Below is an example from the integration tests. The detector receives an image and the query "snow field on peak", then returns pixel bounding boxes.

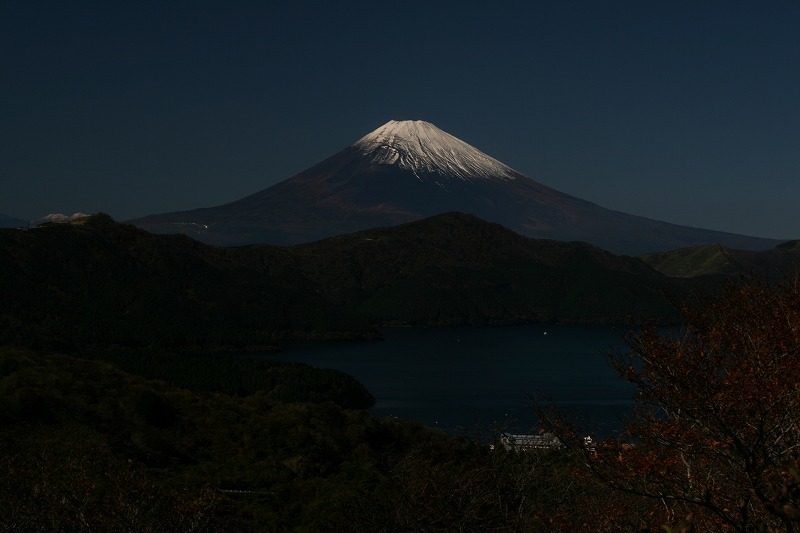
[353,120,519,181]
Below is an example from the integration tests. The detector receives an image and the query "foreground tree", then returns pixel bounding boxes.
[537,276,800,531]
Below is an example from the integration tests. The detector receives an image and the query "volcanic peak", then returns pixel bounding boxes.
[352,120,518,182]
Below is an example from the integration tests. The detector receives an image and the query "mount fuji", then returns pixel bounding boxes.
[131,120,781,255]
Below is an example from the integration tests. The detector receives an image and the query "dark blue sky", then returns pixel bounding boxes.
[3,1,799,239]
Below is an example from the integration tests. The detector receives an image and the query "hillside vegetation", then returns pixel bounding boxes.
[3,214,800,530]
[0,214,372,351]
[281,213,683,326]
[641,239,800,278]
[4,279,799,530]
[0,213,686,352]
[0,347,444,530]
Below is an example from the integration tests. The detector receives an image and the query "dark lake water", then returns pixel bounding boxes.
[265,324,637,438]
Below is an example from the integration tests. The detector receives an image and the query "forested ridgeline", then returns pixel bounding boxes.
[277,212,689,326]
[0,347,421,530]
[0,213,373,351]
[0,213,689,354]
[641,239,800,278]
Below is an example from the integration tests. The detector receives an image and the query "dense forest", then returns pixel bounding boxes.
[2,215,800,530]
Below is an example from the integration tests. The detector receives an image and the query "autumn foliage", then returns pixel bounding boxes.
[538,276,800,531]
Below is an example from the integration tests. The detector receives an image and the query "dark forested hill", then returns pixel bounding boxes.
[268,213,684,326]
[0,214,370,350]
[1,212,687,351]
[641,240,800,279]
[0,346,440,530]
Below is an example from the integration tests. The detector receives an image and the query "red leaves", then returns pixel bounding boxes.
[567,276,800,529]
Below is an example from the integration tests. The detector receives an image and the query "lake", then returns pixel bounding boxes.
[265,324,637,438]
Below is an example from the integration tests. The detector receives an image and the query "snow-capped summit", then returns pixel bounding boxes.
[131,120,782,254]
[353,120,518,181]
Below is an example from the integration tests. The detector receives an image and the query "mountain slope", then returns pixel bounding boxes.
[131,120,782,255]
